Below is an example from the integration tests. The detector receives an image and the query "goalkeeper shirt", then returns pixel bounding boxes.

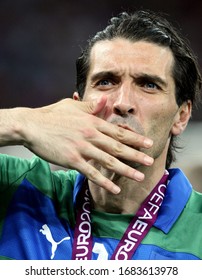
[0,155,202,260]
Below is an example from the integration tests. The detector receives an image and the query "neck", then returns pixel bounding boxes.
[88,164,166,215]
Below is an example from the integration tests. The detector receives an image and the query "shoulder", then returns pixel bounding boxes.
[187,189,202,213]
[167,167,202,213]
[168,167,202,209]
[0,154,79,196]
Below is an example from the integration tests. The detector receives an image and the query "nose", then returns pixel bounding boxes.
[112,84,135,116]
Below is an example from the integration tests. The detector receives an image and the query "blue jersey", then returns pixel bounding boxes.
[0,155,202,259]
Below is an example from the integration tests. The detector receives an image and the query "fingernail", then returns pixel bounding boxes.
[144,139,153,148]
[134,171,145,181]
[112,186,121,194]
[144,156,154,165]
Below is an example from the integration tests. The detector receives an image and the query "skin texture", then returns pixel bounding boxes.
[0,87,154,195]
[0,38,191,210]
[74,38,191,214]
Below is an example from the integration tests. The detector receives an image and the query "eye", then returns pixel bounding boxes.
[144,82,158,89]
[94,79,116,90]
[140,81,162,93]
[97,79,113,86]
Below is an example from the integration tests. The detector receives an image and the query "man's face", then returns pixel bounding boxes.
[83,38,180,166]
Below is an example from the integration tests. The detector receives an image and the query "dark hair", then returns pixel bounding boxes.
[76,10,202,168]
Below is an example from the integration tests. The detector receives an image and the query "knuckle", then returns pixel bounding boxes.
[68,151,81,164]
[113,141,123,156]
[116,127,125,140]
[104,156,116,170]
[87,168,99,181]
[74,140,88,150]
[81,127,96,139]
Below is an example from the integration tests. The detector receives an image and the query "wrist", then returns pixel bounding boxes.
[0,107,32,146]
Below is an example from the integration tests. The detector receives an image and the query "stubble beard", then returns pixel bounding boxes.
[90,115,148,182]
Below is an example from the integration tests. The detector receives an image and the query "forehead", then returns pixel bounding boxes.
[88,38,174,78]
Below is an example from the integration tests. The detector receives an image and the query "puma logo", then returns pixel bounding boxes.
[39,224,70,259]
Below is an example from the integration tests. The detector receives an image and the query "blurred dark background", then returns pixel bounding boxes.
[0,0,202,121]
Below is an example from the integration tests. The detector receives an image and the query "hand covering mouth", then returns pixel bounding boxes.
[116,123,141,151]
[117,123,135,132]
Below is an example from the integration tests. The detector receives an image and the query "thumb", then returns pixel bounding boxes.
[81,95,107,115]
[92,95,108,115]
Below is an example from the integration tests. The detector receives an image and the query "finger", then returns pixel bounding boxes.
[76,95,108,115]
[76,160,121,194]
[98,122,153,149]
[91,95,108,115]
[82,146,145,182]
[92,132,154,166]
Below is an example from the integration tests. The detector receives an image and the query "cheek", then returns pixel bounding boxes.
[148,111,176,149]
[144,116,171,159]
[82,92,98,102]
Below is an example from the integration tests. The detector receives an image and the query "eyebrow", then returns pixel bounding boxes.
[133,73,168,88]
[90,71,168,88]
[90,71,120,83]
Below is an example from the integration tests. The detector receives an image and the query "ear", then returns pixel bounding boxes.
[73,92,81,101]
[171,100,192,136]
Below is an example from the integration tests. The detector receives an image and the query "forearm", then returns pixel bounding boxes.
[0,98,154,194]
[0,107,31,146]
